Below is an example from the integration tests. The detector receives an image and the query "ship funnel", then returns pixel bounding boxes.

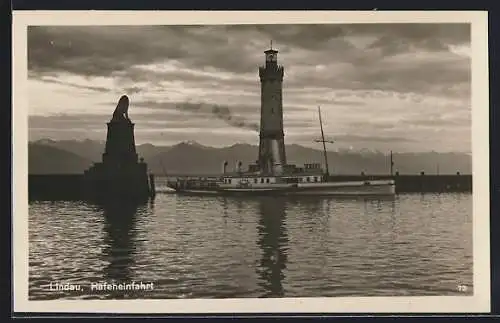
[222,161,228,174]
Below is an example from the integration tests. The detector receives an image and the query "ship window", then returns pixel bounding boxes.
[254,178,258,183]
[307,177,310,182]
[266,178,270,183]
[314,177,318,182]
[261,178,264,183]
[228,179,232,184]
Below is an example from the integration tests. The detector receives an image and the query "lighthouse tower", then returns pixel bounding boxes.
[258,45,287,175]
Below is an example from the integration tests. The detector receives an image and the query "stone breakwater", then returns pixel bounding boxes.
[28,173,472,200]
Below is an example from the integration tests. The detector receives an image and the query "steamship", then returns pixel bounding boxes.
[166,171,395,197]
[165,108,395,197]
[166,46,395,197]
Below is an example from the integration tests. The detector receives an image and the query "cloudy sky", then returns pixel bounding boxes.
[27,24,471,152]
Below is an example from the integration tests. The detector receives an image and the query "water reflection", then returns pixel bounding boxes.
[221,197,229,224]
[362,197,397,215]
[235,198,244,214]
[28,193,473,299]
[99,201,141,297]
[289,197,323,214]
[255,196,289,297]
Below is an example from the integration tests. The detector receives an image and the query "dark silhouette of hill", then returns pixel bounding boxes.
[136,142,172,162]
[32,138,106,162]
[148,142,471,175]
[30,138,171,165]
[28,139,472,175]
[29,142,93,174]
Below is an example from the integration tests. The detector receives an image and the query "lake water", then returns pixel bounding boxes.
[28,192,473,300]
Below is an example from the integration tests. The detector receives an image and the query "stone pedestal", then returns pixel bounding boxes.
[83,116,153,202]
[102,120,138,166]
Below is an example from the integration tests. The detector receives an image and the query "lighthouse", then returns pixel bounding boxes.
[257,45,287,175]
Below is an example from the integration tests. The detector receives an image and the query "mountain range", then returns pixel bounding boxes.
[28,139,472,175]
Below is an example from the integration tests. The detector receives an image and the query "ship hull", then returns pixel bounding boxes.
[168,180,395,197]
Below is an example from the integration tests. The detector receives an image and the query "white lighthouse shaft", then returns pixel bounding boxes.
[258,46,287,175]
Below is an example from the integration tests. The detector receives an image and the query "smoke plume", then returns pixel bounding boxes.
[176,102,259,132]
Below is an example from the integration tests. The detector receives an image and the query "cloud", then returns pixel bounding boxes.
[27,23,472,153]
[28,24,470,91]
[405,111,471,128]
[37,76,111,93]
[28,24,471,100]
[333,134,415,143]
[28,25,260,77]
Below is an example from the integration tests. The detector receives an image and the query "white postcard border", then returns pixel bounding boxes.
[12,10,491,313]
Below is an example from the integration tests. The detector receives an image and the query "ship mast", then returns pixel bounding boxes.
[315,106,333,178]
[390,150,394,176]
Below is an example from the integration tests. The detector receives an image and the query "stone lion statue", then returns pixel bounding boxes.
[112,95,130,121]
